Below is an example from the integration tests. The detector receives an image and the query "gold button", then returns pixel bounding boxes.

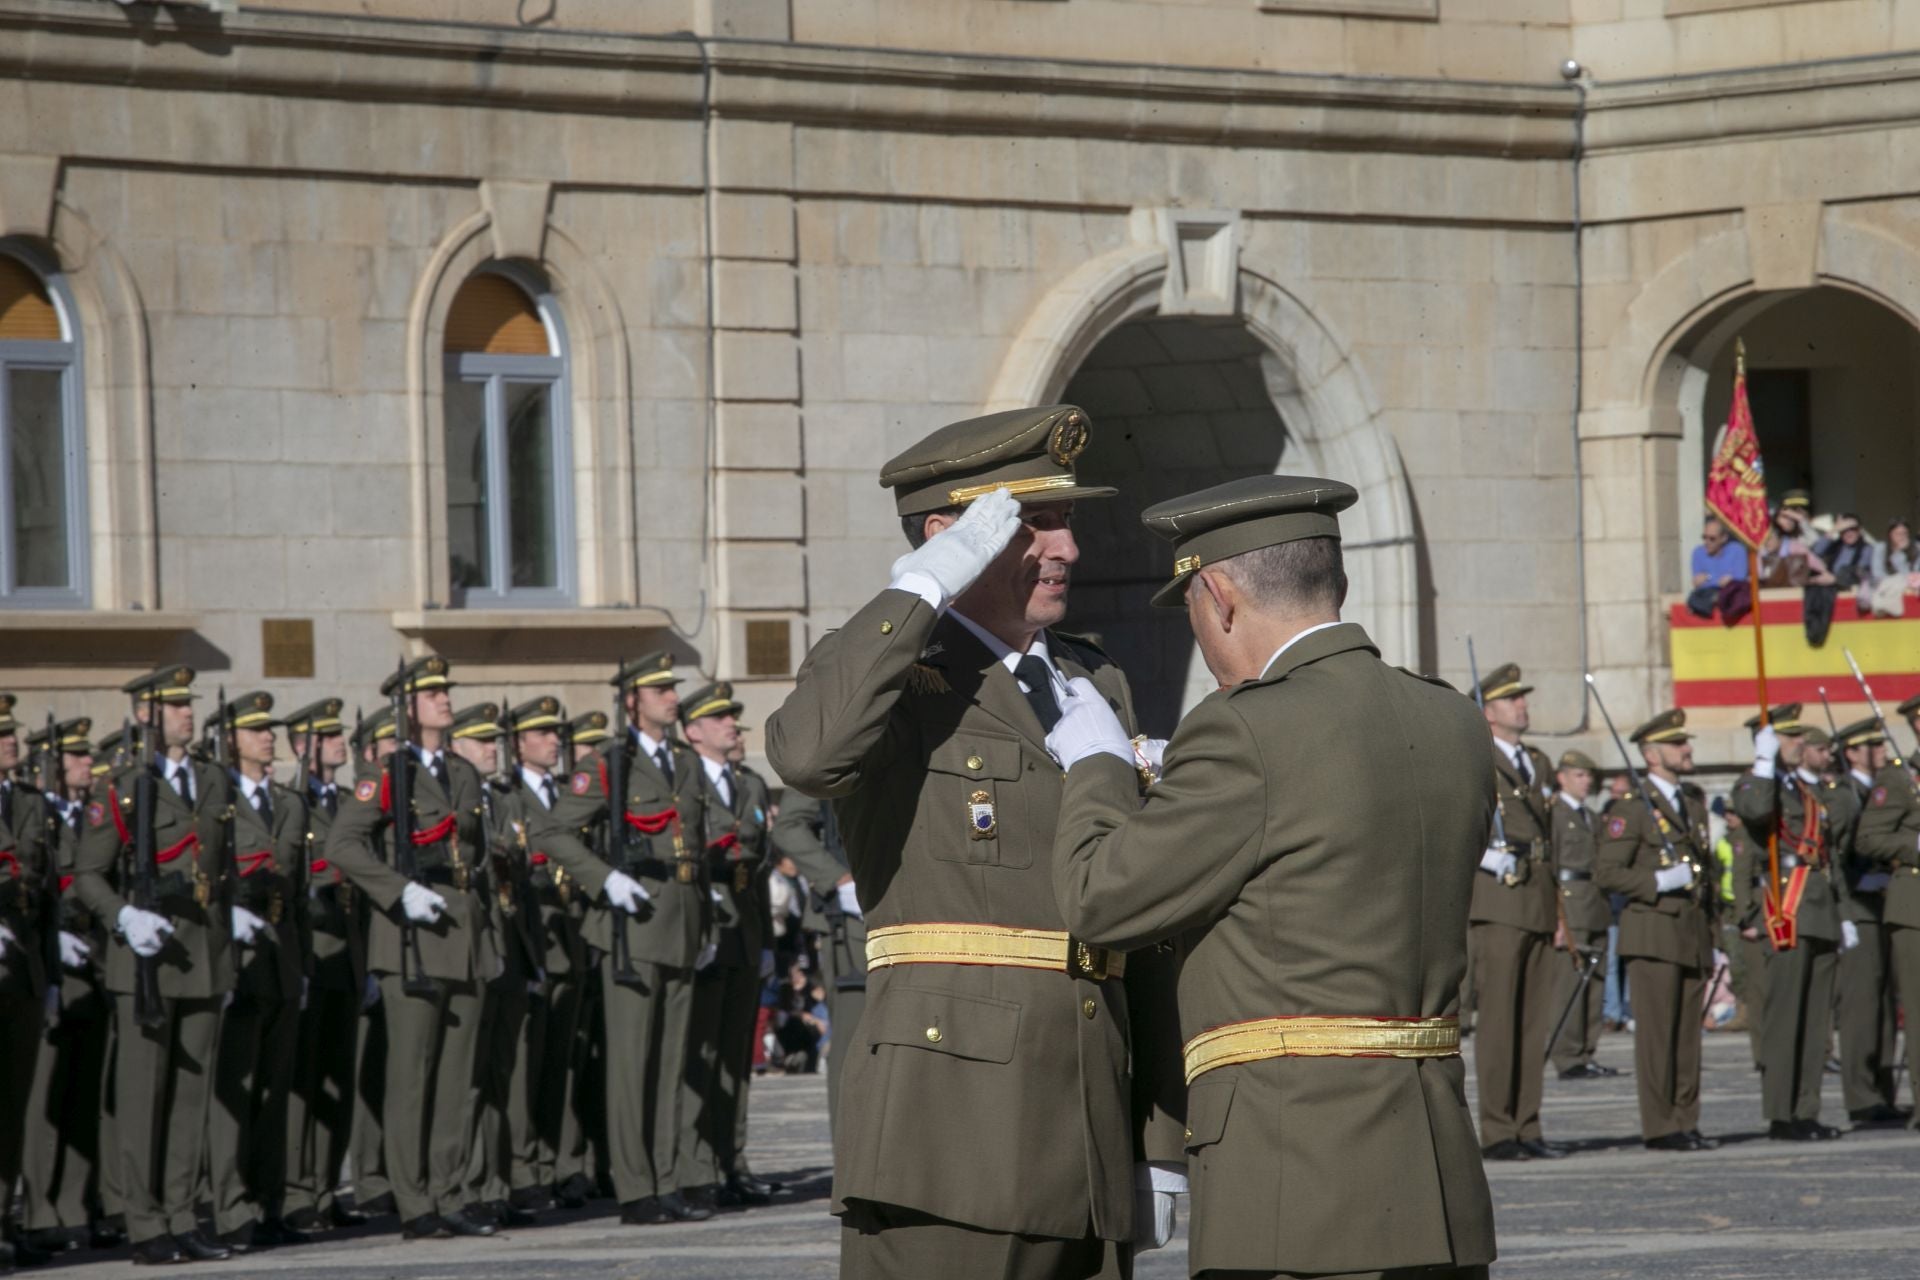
[966,755,984,771]
[880,621,894,634]
[1082,998,1097,1020]
[1183,1127,1193,1141]
[925,1026,942,1044]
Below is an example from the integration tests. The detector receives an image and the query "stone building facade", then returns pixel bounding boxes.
[2,0,1917,768]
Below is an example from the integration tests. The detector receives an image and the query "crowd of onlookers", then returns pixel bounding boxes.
[1691,490,1919,639]
[754,857,833,1076]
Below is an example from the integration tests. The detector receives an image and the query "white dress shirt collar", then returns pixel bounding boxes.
[521,765,555,807]
[633,726,668,761]
[1557,789,1587,814]
[1648,772,1681,808]
[950,612,1067,697]
[238,772,272,805]
[700,753,733,805]
[1852,768,1877,789]
[1260,620,1346,680]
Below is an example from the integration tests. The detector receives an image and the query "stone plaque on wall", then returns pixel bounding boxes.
[262,618,315,679]
[745,619,791,677]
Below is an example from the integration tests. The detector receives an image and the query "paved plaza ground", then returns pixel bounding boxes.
[34,1029,1920,1279]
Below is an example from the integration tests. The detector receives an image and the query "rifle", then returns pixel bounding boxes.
[389,659,435,998]
[1816,686,1839,737]
[608,664,645,989]
[1842,648,1910,770]
[818,799,865,994]
[1582,675,1698,880]
[39,713,62,1026]
[212,685,240,971]
[1465,637,1519,887]
[295,707,318,904]
[127,707,165,1030]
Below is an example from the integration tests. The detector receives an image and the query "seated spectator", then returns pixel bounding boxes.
[1689,515,1752,618]
[1762,494,1832,587]
[1868,518,1920,616]
[1816,513,1875,595]
[770,964,828,1074]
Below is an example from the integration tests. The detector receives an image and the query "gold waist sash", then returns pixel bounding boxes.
[1183,1015,1460,1085]
[865,923,1126,980]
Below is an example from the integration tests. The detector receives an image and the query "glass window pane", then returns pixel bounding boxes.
[443,378,491,593]
[504,380,556,590]
[9,368,68,590]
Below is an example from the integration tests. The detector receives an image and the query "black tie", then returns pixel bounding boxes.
[428,753,449,792]
[654,745,674,785]
[254,786,273,827]
[541,776,557,809]
[172,766,193,804]
[321,784,338,818]
[1514,750,1532,788]
[1013,655,1062,732]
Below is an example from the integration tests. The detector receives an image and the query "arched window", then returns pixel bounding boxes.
[0,247,86,606]
[442,267,573,606]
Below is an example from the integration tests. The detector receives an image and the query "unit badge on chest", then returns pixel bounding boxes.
[355,779,377,803]
[967,790,997,841]
[1607,817,1627,838]
[86,802,105,828]
[572,772,591,796]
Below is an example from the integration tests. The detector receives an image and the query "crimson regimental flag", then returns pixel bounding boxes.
[1706,366,1771,549]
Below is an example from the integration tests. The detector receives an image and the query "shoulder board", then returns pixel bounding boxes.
[1680,782,1705,799]
[1051,630,1111,667]
[1401,667,1459,693]
[906,663,952,695]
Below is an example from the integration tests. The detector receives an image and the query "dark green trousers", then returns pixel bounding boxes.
[841,1201,1130,1280]
[602,962,693,1203]
[1,985,46,1233]
[1836,917,1898,1114]
[465,973,527,1208]
[527,975,583,1193]
[1742,934,1772,1068]
[22,989,118,1230]
[377,976,482,1221]
[115,995,220,1243]
[1468,922,1554,1145]
[1889,925,1920,1127]
[284,986,359,1217]
[351,992,390,1205]
[209,989,298,1232]
[680,961,760,1189]
[1547,928,1606,1073]
[1625,957,1703,1141]
[1760,938,1836,1124]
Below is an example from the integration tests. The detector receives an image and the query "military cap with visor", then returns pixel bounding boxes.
[1631,707,1694,745]
[569,710,610,745]
[381,655,454,698]
[1835,717,1885,748]
[1557,749,1600,773]
[122,666,197,705]
[1800,726,1832,748]
[1744,703,1805,734]
[351,706,397,751]
[681,681,743,725]
[1898,692,1920,719]
[1140,474,1358,608]
[507,696,565,732]
[92,727,126,774]
[28,716,93,756]
[451,702,505,741]
[211,690,280,732]
[880,404,1115,517]
[1477,663,1533,703]
[0,692,16,733]
[611,652,680,691]
[1781,489,1812,511]
[283,697,346,736]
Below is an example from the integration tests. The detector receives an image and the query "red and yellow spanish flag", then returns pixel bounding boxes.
[1705,365,1771,549]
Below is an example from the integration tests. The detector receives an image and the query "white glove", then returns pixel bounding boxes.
[696,942,719,971]
[1841,920,1860,952]
[1655,863,1695,894]
[603,870,650,914]
[1047,677,1134,770]
[1752,725,1779,778]
[1479,847,1518,879]
[1134,737,1167,782]
[760,948,776,981]
[58,930,91,969]
[835,881,863,919]
[0,923,13,962]
[117,906,174,958]
[888,487,1023,607]
[401,882,448,924]
[231,905,268,946]
[1132,1163,1186,1251]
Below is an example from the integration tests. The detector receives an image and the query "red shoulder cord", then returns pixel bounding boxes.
[375,772,459,845]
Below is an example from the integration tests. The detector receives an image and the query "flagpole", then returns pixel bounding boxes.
[1736,337,1783,918]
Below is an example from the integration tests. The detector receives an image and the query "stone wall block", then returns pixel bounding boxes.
[717,471,804,540]
[718,402,803,469]
[715,259,799,331]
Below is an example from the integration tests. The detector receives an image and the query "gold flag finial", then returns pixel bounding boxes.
[1735,336,1746,377]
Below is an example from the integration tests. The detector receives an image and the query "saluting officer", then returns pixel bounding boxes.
[280,698,374,1233]
[1728,704,1801,1071]
[768,406,1183,1278]
[325,657,501,1241]
[770,791,866,1130]
[1470,664,1565,1161]
[1832,718,1906,1127]
[1043,474,1497,1279]
[1735,716,1844,1141]
[527,654,713,1227]
[1595,708,1717,1151]
[74,666,238,1264]
[1547,750,1616,1081]
[206,691,312,1248]
[0,692,55,1272]
[678,682,780,1210]
[1853,693,1920,1131]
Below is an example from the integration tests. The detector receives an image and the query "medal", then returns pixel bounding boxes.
[968,791,997,841]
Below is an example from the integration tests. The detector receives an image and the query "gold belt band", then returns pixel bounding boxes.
[865,923,1126,980]
[1183,1015,1460,1084]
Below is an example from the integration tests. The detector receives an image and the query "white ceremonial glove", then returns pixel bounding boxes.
[1134,737,1168,782]
[117,906,175,958]
[0,923,13,962]
[1655,863,1696,894]
[362,973,382,1011]
[696,941,719,971]
[760,948,776,981]
[888,487,1023,608]
[1047,677,1134,770]
[1132,1163,1186,1252]
[603,870,650,914]
[231,905,268,946]
[1752,725,1779,778]
[401,881,448,924]
[836,880,863,919]
[1479,847,1518,879]
[1841,920,1860,952]
[58,930,91,969]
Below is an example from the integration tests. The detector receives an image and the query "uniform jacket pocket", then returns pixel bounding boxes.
[867,986,1022,1064]
[924,732,1027,868]
[1184,1076,1235,1152]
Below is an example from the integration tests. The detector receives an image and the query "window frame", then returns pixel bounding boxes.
[0,243,89,609]
[439,265,575,609]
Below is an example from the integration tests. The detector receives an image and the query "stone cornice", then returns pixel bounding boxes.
[0,0,1576,158]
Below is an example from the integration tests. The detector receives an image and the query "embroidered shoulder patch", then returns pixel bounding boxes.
[1872,786,1889,806]
[86,802,105,828]
[1607,816,1627,838]
[571,772,591,795]
[355,779,378,803]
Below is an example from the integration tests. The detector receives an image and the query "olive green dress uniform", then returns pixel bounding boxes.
[346,708,395,1215]
[73,667,238,1248]
[768,406,1184,1279]
[1831,720,1901,1119]
[282,699,366,1227]
[525,654,711,1213]
[1852,722,1920,1130]
[525,708,593,1200]
[323,658,501,1227]
[551,710,609,1202]
[1593,710,1715,1145]
[1547,753,1610,1076]
[1732,727,1843,1130]
[21,719,123,1238]
[679,683,773,1196]
[1727,812,1771,1068]
[0,694,53,1251]
[770,790,867,1131]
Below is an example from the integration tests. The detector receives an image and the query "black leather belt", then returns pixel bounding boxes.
[419,866,462,887]
[623,857,699,884]
[1558,869,1593,883]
